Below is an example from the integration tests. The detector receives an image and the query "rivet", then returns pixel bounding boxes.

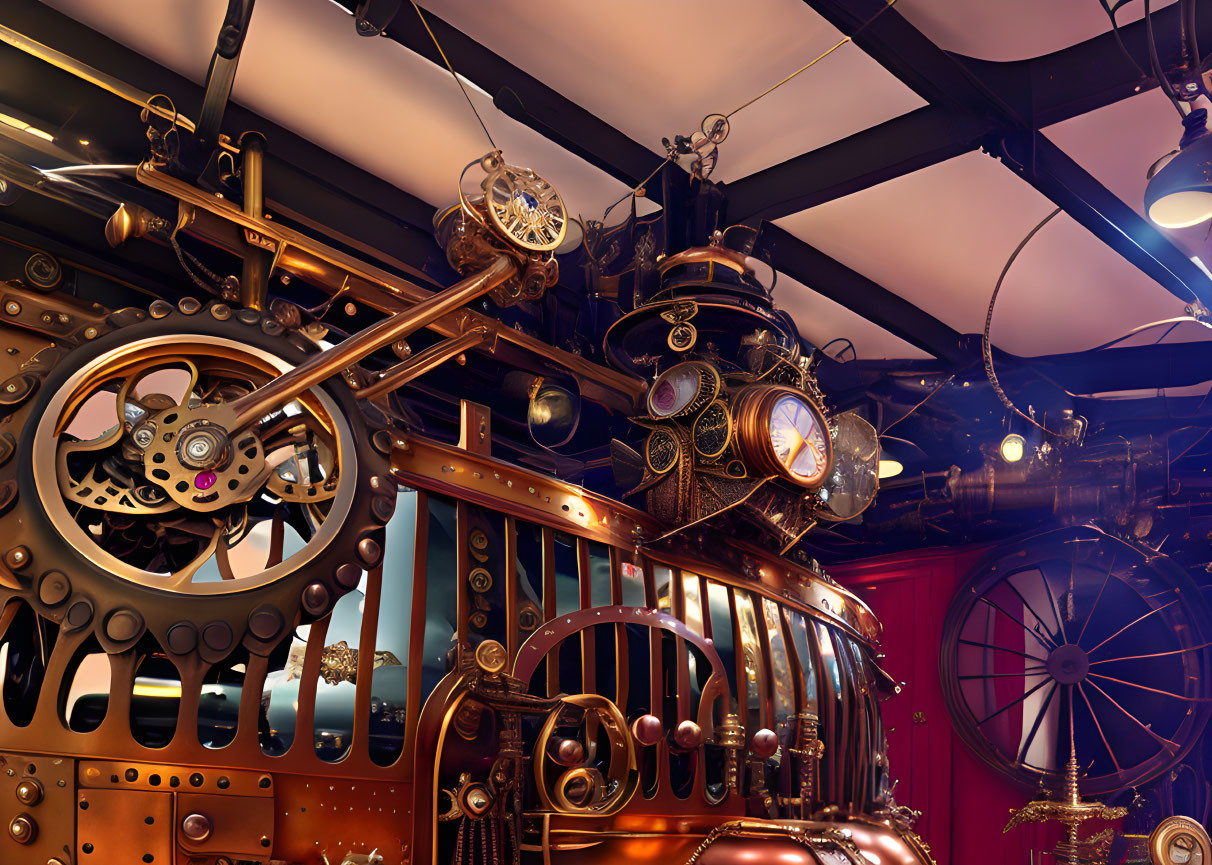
[5,546,29,569]
[181,812,212,842]
[202,621,233,652]
[3,301,19,315]
[14,778,42,805]
[210,304,231,321]
[178,297,201,314]
[65,600,93,629]
[371,429,393,454]
[166,622,198,654]
[261,319,283,336]
[248,605,283,641]
[83,327,98,339]
[302,583,329,615]
[371,495,395,523]
[357,537,381,568]
[334,563,361,589]
[8,814,35,844]
[148,300,172,319]
[105,609,143,642]
[236,309,260,325]
[37,571,70,606]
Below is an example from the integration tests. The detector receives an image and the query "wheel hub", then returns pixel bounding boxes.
[1045,643,1090,684]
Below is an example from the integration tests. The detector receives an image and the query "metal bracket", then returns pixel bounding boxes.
[354,0,403,36]
[196,0,257,151]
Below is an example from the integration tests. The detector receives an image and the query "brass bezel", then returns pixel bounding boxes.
[733,384,832,488]
[1150,816,1211,865]
[644,427,681,474]
[692,399,733,460]
[646,361,721,420]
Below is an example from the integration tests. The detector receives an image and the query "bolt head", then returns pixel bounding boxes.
[631,714,663,746]
[181,812,212,842]
[8,814,34,844]
[14,778,42,805]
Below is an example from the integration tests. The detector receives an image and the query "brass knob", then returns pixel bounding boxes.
[551,738,585,766]
[474,640,507,675]
[181,812,213,842]
[14,778,42,806]
[9,813,35,844]
[630,714,663,746]
[751,728,779,759]
[673,720,704,750]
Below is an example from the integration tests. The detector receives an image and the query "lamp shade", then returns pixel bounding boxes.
[1145,108,1212,229]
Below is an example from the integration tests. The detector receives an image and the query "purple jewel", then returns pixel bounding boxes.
[194,471,217,490]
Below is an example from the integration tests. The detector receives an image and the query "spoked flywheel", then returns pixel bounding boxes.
[0,300,392,659]
[941,526,1212,796]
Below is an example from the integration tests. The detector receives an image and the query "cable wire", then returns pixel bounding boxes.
[408,0,497,150]
[1144,0,1189,118]
[982,207,1064,436]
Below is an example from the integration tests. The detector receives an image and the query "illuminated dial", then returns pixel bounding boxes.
[645,428,680,474]
[768,393,829,485]
[692,400,731,459]
[646,362,719,419]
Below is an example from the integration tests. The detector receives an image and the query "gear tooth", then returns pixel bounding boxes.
[178,297,202,315]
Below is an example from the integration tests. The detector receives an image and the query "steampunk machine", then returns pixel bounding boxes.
[0,5,924,865]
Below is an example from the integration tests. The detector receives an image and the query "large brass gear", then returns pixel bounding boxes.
[0,295,393,661]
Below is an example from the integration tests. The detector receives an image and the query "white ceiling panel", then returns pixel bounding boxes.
[775,274,930,360]
[899,0,1177,62]
[775,150,1210,357]
[422,0,926,183]
[42,0,638,221]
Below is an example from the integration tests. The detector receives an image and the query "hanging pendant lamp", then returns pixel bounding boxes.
[1145,108,1212,228]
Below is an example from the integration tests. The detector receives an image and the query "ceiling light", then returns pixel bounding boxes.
[877,459,902,479]
[1000,433,1026,463]
[0,111,54,142]
[78,138,90,146]
[1145,108,1212,228]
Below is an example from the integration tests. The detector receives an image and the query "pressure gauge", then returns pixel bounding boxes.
[733,385,832,487]
[645,427,681,474]
[1151,817,1211,865]
[646,361,720,419]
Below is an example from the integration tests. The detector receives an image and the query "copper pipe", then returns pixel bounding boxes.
[228,255,515,429]
[239,132,268,311]
[357,329,490,400]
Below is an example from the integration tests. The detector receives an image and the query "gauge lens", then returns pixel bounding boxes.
[648,364,704,418]
[819,412,878,520]
[645,428,680,474]
[768,394,829,484]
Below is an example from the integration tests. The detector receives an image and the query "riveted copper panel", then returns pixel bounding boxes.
[175,793,273,860]
[77,787,173,864]
[0,752,75,864]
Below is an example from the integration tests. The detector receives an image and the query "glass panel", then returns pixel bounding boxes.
[734,591,763,731]
[587,541,613,607]
[515,520,545,641]
[619,562,646,607]
[262,635,303,756]
[369,488,417,766]
[553,532,580,615]
[64,638,108,733]
[786,610,819,712]
[199,650,244,749]
[422,496,459,699]
[705,582,738,697]
[314,584,362,761]
[682,574,705,637]
[762,598,795,726]
[654,566,673,614]
[131,650,179,748]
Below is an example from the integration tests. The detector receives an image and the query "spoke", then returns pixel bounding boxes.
[1076,553,1116,647]
[959,669,1048,680]
[976,677,1051,726]
[1084,599,1180,657]
[1039,563,1069,646]
[1085,679,1182,752]
[957,638,1048,662]
[266,508,286,569]
[1089,640,1212,665]
[1077,682,1122,777]
[1088,673,1212,703]
[977,596,1058,653]
[1017,682,1058,764]
[1005,576,1062,647]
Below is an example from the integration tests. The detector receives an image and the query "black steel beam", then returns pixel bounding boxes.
[753,222,968,364]
[331,1,666,191]
[725,105,994,223]
[800,0,1212,308]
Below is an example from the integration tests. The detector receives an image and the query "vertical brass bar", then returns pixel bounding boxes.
[542,527,557,698]
[456,501,470,661]
[578,538,595,698]
[644,556,662,721]
[401,491,430,774]
[610,546,628,713]
[234,652,269,757]
[672,568,690,725]
[293,615,331,756]
[505,515,519,663]
[729,589,748,733]
[352,563,384,765]
[239,131,268,311]
[753,601,775,733]
[173,661,208,753]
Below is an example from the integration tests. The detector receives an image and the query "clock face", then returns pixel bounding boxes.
[646,362,718,419]
[768,393,829,485]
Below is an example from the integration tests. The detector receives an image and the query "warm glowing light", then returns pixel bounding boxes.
[1000,433,1026,463]
[78,138,91,146]
[132,682,183,698]
[877,459,902,479]
[0,112,54,141]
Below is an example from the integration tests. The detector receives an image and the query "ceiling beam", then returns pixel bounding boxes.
[725,105,994,223]
[800,0,1212,308]
[753,223,968,364]
[331,1,666,191]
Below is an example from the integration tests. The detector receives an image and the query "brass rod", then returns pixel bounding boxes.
[228,255,515,429]
[357,329,489,400]
[0,23,199,134]
[239,132,268,311]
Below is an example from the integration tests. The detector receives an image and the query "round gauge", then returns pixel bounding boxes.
[818,412,879,521]
[646,361,720,419]
[1151,817,1211,865]
[692,400,731,459]
[645,427,680,474]
[733,385,832,487]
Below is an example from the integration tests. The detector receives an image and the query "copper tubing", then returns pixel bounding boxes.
[239,133,268,311]
[228,255,516,428]
[357,329,491,401]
